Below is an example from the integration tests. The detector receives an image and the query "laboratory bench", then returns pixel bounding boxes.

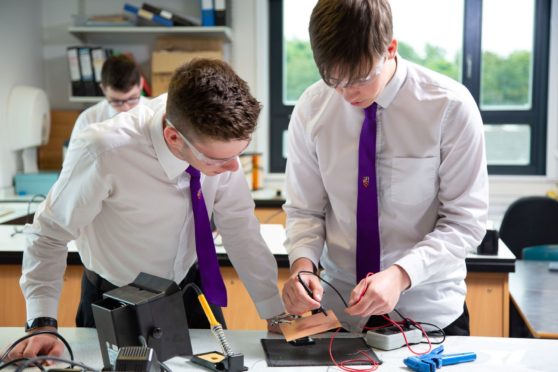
[0,218,515,336]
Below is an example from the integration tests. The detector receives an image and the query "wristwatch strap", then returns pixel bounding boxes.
[25,317,58,332]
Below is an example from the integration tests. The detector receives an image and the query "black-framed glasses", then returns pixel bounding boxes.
[107,96,141,107]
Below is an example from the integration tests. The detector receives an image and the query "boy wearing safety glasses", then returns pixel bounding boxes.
[10,59,285,362]
[282,0,488,336]
[69,54,149,141]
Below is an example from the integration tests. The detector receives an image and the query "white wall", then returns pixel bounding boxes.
[0,0,45,190]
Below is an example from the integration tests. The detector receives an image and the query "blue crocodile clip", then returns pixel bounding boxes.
[403,345,477,372]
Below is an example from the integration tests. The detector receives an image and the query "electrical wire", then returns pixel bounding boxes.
[298,270,349,307]
[296,269,445,367]
[14,356,99,372]
[158,361,172,372]
[0,357,45,371]
[0,330,74,364]
[328,327,379,372]
[182,282,235,357]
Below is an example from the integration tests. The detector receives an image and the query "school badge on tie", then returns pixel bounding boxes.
[197,190,202,200]
[362,176,370,188]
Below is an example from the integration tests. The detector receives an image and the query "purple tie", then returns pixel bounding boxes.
[356,103,381,282]
[186,166,227,306]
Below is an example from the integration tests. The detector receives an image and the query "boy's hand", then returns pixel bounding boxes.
[6,327,64,365]
[282,258,324,315]
[346,265,410,317]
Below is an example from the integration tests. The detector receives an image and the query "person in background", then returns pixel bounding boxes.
[281,0,488,335]
[8,59,285,362]
[69,54,149,141]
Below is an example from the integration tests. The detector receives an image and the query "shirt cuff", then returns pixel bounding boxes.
[253,294,285,320]
[26,297,59,321]
[393,254,424,290]
[288,246,321,271]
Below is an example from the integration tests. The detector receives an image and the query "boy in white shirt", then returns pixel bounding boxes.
[69,54,149,141]
[9,59,284,361]
[282,0,488,335]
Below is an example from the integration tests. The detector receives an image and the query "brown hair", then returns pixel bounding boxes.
[166,59,261,141]
[101,55,141,92]
[309,0,393,87]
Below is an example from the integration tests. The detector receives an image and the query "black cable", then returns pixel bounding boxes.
[181,282,203,296]
[14,356,99,372]
[298,270,447,346]
[297,270,349,308]
[10,193,46,237]
[0,330,74,364]
[0,357,45,371]
[417,321,446,344]
[158,361,172,372]
[137,336,171,372]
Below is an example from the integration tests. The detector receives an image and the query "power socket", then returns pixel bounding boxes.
[365,325,422,350]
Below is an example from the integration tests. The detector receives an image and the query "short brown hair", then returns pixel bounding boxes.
[166,59,261,141]
[309,0,393,87]
[101,55,141,92]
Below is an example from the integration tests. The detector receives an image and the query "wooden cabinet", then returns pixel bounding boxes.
[465,272,509,337]
[221,267,290,330]
[0,264,286,330]
[0,206,511,334]
[0,265,511,334]
[0,265,83,327]
[254,207,286,226]
[38,110,80,171]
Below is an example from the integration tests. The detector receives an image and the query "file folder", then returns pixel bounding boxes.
[67,47,84,96]
[201,0,215,26]
[141,3,200,26]
[124,3,173,27]
[78,47,97,96]
[214,0,229,26]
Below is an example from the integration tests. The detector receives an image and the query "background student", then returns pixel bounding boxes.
[69,54,149,141]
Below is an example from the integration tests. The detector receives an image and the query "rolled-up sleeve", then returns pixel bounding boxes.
[21,137,109,320]
[213,167,285,319]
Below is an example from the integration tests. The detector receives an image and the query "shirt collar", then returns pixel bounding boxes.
[375,54,407,109]
[149,107,191,180]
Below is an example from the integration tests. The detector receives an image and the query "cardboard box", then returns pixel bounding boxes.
[151,45,223,96]
[154,37,223,52]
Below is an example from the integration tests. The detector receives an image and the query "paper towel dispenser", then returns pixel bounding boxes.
[7,86,50,150]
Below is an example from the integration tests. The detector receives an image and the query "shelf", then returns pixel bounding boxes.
[68,26,232,42]
[69,96,104,103]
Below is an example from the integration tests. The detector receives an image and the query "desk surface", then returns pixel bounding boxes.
[1,328,557,371]
[509,260,558,338]
[0,202,39,224]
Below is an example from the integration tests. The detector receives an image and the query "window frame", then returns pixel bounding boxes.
[268,0,551,175]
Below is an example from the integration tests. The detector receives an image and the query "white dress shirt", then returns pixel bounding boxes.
[69,96,150,141]
[284,57,488,332]
[21,95,284,321]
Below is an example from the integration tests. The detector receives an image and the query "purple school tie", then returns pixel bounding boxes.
[186,165,227,306]
[356,103,381,282]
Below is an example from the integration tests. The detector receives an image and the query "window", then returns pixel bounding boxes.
[269,0,551,175]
